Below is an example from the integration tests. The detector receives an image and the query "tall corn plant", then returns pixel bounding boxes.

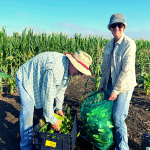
[0,27,150,95]
[80,37,109,105]
[0,73,3,96]
[135,39,150,95]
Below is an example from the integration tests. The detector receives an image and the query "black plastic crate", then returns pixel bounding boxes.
[75,135,100,150]
[141,133,150,150]
[32,111,77,150]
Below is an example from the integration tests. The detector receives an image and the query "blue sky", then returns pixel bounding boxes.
[0,0,150,40]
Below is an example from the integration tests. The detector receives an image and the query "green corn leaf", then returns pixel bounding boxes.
[67,107,70,116]
[98,129,105,132]
[54,113,66,121]
[107,121,114,128]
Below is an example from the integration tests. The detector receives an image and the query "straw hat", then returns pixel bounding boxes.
[65,50,92,76]
[108,13,127,30]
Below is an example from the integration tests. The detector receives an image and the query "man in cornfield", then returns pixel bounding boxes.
[16,50,92,150]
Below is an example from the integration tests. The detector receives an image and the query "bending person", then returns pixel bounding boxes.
[16,50,92,150]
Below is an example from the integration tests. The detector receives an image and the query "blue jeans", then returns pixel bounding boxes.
[16,75,57,150]
[16,76,34,150]
[105,81,134,150]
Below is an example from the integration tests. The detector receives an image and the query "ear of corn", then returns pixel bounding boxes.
[54,113,66,121]
[39,122,49,132]
[36,106,74,135]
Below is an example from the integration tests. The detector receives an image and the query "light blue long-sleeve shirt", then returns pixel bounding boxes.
[17,52,70,124]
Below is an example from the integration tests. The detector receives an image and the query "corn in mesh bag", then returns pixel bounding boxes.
[81,91,115,150]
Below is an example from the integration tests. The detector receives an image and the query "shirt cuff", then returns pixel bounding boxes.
[49,116,57,125]
[56,105,62,110]
[43,109,58,125]
[55,108,62,111]
[112,89,120,95]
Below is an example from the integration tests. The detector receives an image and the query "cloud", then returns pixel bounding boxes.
[59,22,110,38]
[60,22,81,30]
[60,22,97,32]
[125,29,150,40]
[4,22,150,41]
[60,22,150,40]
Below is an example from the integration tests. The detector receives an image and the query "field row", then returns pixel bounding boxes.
[0,27,149,95]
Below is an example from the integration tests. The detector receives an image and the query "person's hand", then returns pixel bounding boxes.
[52,119,62,133]
[57,110,64,117]
[109,93,117,101]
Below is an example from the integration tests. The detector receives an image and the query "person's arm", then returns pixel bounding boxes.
[99,43,110,90]
[112,41,136,95]
[41,70,57,125]
[55,81,68,111]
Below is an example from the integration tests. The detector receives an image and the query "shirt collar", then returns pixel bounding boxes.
[115,33,125,45]
[109,33,124,51]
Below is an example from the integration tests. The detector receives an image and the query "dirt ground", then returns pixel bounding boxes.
[0,75,150,150]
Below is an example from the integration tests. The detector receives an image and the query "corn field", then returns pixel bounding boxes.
[0,27,150,95]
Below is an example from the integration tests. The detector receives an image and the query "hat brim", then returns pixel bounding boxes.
[66,54,92,76]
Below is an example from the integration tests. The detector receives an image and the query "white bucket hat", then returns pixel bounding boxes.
[65,50,92,76]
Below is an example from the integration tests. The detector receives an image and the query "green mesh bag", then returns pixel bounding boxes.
[81,91,115,150]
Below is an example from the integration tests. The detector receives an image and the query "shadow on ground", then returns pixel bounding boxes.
[0,90,43,150]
